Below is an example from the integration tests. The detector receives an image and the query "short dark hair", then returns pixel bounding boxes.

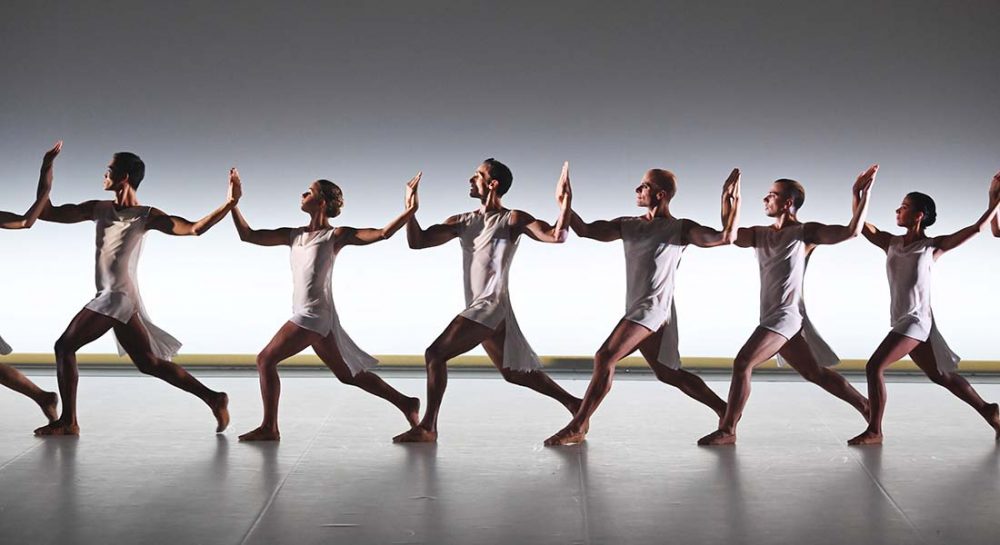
[774,178,805,210]
[317,179,344,218]
[648,169,677,200]
[483,158,513,196]
[905,191,937,228]
[112,152,146,189]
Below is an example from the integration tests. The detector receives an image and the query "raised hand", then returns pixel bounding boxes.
[42,141,63,168]
[723,168,741,199]
[556,161,572,209]
[989,170,1000,204]
[228,167,242,204]
[405,171,422,211]
[853,164,879,195]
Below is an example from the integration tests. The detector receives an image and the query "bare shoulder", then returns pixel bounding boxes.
[507,209,535,226]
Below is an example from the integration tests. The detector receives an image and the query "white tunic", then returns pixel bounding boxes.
[83,202,182,361]
[621,216,685,369]
[456,209,541,371]
[886,236,960,373]
[753,224,839,367]
[288,227,376,376]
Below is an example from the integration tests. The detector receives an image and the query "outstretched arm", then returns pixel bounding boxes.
[0,142,62,229]
[991,173,1000,238]
[147,169,241,236]
[570,212,623,242]
[338,173,421,248]
[804,164,878,245]
[932,171,1000,255]
[860,222,893,252]
[405,177,461,249]
[517,161,572,243]
[228,171,292,245]
[684,168,742,248]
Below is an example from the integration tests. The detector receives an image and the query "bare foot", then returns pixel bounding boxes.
[238,426,280,442]
[980,403,1000,439]
[393,426,437,443]
[38,391,59,422]
[402,397,421,428]
[34,420,80,436]
[698,429,736,446]
[210,392,230,433]
[544,425,586,446]
[847,430,883,446]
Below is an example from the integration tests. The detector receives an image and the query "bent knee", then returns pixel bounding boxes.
[132,354,160,374]
[256,352,279,371]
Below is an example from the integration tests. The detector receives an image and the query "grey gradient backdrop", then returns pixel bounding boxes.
[1,1,998,358]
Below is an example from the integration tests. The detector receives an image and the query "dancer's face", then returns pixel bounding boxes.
[102,159,127,191]
[469,163,495,199]
[895,197,922,228]
[300,181,325,214]
[763,183,792,217]
[635,172,666,207]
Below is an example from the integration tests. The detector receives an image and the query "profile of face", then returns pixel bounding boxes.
[102,159,128,191]
[469,163,496,199]
[762,183,793,218]
[634,171,667,208]
[895,197,922,228]
[300,181,326,214]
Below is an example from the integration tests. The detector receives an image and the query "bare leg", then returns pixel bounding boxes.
[780,332,869,419]
[35,309,115,436]
[311,332,420,428]
[0,362,58,422]
[544,319,650,446]
[114,314,231,433]
[698,327,788,446]
[909,342,1000,439]
[483,321,582,414]
[848,332,921,445]
[393,316,495,443]
[239,321,318,441]
[639,326,727,418]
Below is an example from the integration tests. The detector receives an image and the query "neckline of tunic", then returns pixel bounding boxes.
[299,226,333,246]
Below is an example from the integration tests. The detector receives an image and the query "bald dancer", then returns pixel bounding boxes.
[34,150,235,436]
[0,142,62,423]
[545,168,740,446]
[698,166,878,446]
[393,159,582,443]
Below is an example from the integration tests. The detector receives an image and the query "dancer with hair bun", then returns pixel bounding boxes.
[848,172,1000,445]
[231,169,422,441]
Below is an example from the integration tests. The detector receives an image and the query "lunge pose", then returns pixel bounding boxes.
[698,166,879,446]
[33,150,234,436]
[393,160,582,443]
[231,169,423,441]
[544,168,741,446]
[0,142,62,422]
[848,173,1000,445]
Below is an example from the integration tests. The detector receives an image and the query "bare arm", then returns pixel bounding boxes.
[804,164,878,245]
[860,222,892,252]
[337,173,421,248]
[232,206,293,247]
[570,212,623,242]
[684,168,742,248]
[733,226,756,248]
[147,170,241,236]
[1,141,63,229]
[991,172,1000,238]
[516,161,572,243]
[932,172,1000,255]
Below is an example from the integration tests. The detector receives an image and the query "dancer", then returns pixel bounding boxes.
[33,150,234,436]
[393,159,581,443]
[231,168,423,441]
[544,168,741,446]
[0,142,62,422]
[698,166,878,446]
[848,172,1000,445]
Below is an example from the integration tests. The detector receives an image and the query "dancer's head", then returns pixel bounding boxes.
[469,158,513,201]
[764,179,805,217]
[897,192,936,230]
[301,179,344,218]
[104,152,145,191]
[635,169,677,208]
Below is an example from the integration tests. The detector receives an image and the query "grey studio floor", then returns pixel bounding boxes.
[2,369,999,545]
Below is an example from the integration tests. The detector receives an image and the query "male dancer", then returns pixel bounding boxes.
[698,166,878,446]
[393,159,581,443]
[34,150,235,436]
[0,142,62,422]
[545,168,740,446]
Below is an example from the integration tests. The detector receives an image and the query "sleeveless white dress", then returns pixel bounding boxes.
[621,216,685,369]
[456,209,541,371]
[753,224,839,367]
[287,227,377,376]
[83,202,182,361]
[885,236,960,373]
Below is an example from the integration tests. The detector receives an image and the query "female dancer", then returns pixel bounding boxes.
[231,168,422,441]
[0,142,61,422]
[848,172,1000,445]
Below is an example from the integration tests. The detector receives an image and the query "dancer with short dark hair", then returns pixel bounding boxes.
[231,168,423,441]
[848,172,1000,445]
[393,160,582,443]
[544,167,741,446]
[0,142,62,423]
[33,149,235,436]
[698,166,878,446]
